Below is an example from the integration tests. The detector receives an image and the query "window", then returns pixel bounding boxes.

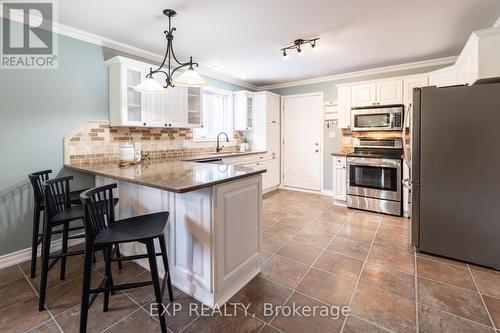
[193,87,234,141]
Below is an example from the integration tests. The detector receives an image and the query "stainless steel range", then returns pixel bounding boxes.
[347,138,403,216]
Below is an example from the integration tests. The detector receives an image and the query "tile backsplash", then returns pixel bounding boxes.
[64,120,242,165]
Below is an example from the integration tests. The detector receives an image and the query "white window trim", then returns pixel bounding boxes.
[193,86,235,142]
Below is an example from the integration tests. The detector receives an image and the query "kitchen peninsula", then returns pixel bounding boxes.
[66,159,264,307]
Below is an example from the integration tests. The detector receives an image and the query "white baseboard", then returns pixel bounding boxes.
[321,189,334,196]
[279,185,332,198]
[0,236,85,270]
[333,199,348,208]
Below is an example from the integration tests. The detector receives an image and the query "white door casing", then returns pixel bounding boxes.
[282,93,323,191]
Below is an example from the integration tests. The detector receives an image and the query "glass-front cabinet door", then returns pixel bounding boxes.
[187,87,202,128]
[246,96,253,129]
[124,67,146,126]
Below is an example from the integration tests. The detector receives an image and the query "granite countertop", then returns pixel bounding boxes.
[65,159,266,193]
[182,150,267,161]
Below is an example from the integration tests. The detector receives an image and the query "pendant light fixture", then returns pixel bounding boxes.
[281,38,320,60]
[134,9,208,94]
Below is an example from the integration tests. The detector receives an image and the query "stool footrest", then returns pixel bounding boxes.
[48,249,84,259]
[111,252,162,262]
[90,281,153,294]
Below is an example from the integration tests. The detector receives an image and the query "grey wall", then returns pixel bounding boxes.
[0,19,250,256]
[270,64,448,191]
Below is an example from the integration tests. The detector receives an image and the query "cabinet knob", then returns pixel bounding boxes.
[343,166,346,169]
[143,122,146,126]
[315,149,319,153]
[272,120,276,123]
[164,124,168,127]
[169,124,172,127]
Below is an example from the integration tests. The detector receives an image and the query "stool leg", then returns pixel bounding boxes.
[146,240,167,333]
[80,243,93,333]
[30,206,41,279]
[158,235,174,302]
[60,223,69,280]
[114,243,123,270]
[103,246,114,311]
[38,220,52,311]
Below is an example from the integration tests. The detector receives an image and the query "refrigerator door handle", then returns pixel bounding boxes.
[402,103,412,164]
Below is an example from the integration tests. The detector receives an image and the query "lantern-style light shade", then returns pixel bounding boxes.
[133,77,166,94]
[173,68,208,87]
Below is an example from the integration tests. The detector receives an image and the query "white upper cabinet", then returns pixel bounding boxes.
[108,59,146,127]
[266,93,280,124]
[266,123,280,158]
[253,92,281,159]
[377,79,403,105]
[351,80,403,107]
[234,91,255,130]
[144,75,167,127]
[403,75,428,129]
[403,75,429,108]
[106,56,202,128]
[428,26,500,87]
[337,85,351,129]
[351,83,377,107]
[187,87,203,127]
[429,66,457,87]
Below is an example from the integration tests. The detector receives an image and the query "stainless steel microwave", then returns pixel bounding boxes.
[351,105,404,131]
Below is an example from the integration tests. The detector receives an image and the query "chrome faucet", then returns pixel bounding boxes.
[216,132,229,153]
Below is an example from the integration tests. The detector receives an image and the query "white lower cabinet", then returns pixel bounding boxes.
[224,154,279,192]
[96,175,261,307]
[260,159,280,190]
[332,156,347,202]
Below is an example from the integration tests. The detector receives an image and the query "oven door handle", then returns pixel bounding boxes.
[347,161,401,168]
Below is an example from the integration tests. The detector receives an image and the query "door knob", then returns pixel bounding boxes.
[315,149,319,153]
[315,143,319,146]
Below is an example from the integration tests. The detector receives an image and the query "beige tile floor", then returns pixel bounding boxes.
[1,189,499,332]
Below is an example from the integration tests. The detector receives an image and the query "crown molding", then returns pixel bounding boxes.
[257,56,457,90]
[59,24,259,90]
[494,17,500,28]
[1,11,258,90]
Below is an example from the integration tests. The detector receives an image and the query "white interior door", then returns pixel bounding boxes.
[282,94,323,191]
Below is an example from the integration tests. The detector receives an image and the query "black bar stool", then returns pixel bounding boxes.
[28,170,88,279]
[38,176,88,311]
[37,176,122,311]
[79,183,173,333]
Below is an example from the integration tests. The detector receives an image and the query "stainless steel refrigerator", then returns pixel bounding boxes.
[411,82,500,270]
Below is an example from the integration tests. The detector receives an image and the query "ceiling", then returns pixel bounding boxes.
[57,0,500,86]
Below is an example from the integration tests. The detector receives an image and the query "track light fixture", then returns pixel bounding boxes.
[281,38,320,60]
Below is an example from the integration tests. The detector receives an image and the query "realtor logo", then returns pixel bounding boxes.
[1,0,58,69]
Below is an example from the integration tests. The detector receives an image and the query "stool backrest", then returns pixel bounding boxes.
[80,184,117,241]
[42,176,73,222]
[28,170,52,207]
